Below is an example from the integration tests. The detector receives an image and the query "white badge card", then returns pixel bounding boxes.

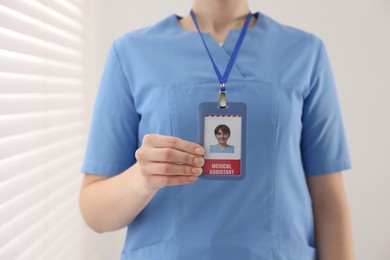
[198,102,247,180]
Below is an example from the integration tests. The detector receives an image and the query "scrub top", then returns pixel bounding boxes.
[81,11,352,260]
[210,144,235,153]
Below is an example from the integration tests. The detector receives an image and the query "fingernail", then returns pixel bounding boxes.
[192,167,202,175]
[188,176,197,181]
[195,148,204,155]
[194,158,204,166]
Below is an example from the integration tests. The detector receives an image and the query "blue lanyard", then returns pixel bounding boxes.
[190,9,253,107]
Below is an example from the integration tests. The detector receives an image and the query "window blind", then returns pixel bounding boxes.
[0,0,87,259]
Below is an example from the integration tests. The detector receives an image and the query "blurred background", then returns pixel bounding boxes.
[0,0,389,259]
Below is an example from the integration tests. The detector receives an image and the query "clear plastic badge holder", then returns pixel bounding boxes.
[198,102,247,180]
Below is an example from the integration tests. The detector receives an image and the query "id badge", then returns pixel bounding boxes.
[198,102,247,180]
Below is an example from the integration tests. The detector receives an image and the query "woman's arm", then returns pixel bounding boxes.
[306,172,355,260]
[79,163,156,233]
[79,134,204,233]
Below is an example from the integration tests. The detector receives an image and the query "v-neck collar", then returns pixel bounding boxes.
[171,12,261,47]
[171,12,261,81]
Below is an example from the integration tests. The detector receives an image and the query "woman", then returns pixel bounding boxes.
[80,0,355,259]
[210,124,235,153]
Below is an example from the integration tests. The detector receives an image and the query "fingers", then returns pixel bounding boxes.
[136,134,205,190]
[136,147,204,167]
[142,134,204,155]
[140,162,203,176]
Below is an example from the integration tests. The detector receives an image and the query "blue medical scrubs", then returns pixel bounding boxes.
[210,144,235,153]
[81,11,352,260]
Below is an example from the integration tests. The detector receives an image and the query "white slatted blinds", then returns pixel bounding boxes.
[0,0,87,259]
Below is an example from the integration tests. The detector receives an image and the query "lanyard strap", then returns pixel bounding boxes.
[190,9,252,107]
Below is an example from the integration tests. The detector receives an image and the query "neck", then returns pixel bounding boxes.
[191,0,251,33]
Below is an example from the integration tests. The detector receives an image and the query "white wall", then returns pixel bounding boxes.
[84,1,390,259]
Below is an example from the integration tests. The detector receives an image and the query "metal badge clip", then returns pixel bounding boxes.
[218,83,227,108]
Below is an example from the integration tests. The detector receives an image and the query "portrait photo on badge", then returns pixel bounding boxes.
[198,102,247,180]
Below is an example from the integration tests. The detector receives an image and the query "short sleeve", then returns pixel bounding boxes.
[300,40,352,176]
[80,41,139,176]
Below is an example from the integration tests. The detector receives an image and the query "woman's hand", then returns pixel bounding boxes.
[135,134,205,191]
